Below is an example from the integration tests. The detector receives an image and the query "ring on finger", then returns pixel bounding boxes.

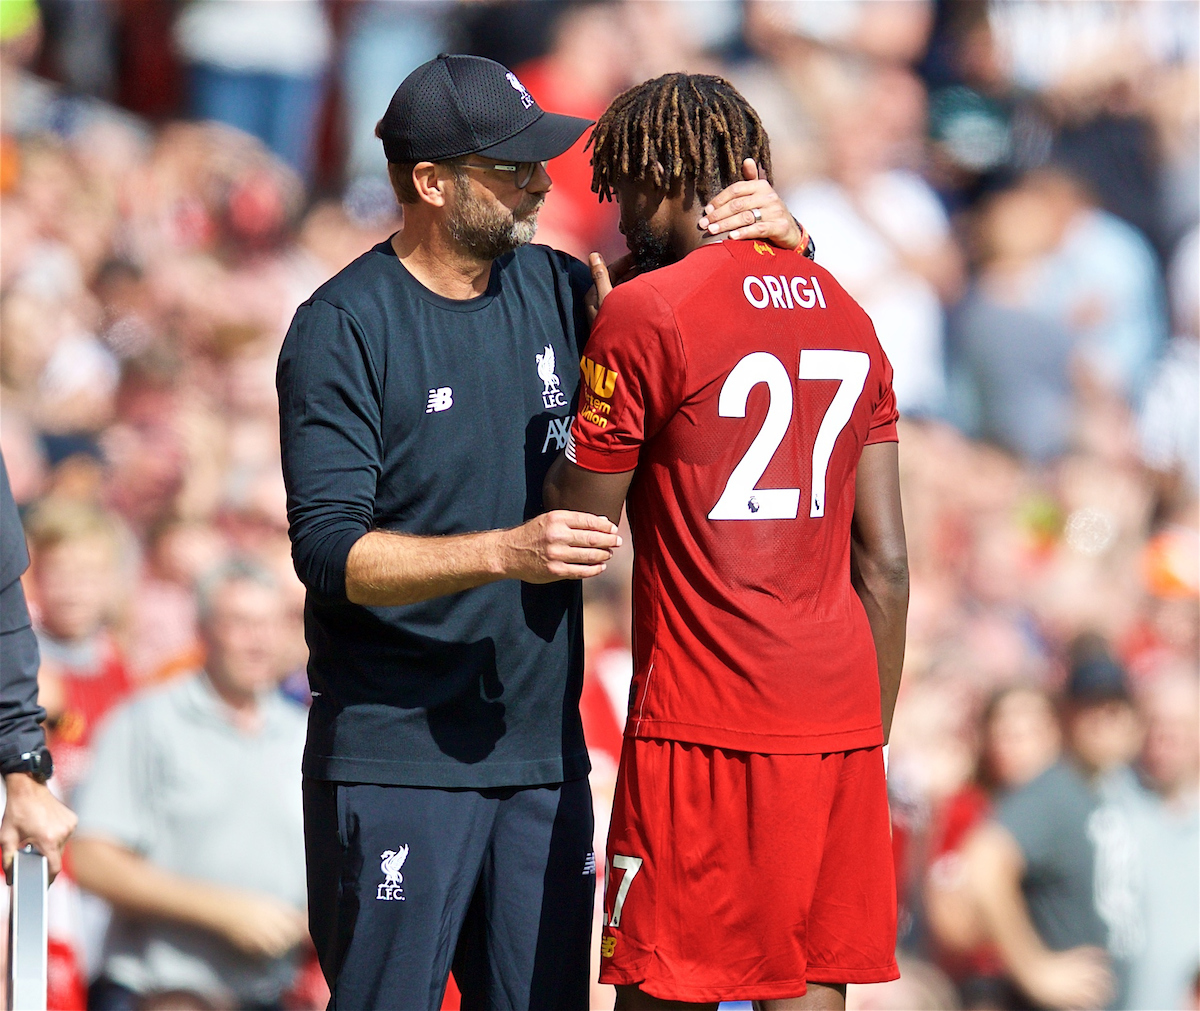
[751,207,763,223]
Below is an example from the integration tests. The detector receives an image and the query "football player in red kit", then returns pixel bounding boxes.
[545,74,909,1010]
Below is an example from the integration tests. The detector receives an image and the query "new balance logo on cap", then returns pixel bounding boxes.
[426,387,454,413]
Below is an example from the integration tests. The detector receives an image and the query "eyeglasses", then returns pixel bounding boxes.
[458,160,545,190]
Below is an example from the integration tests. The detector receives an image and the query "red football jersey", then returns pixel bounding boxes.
[568,240,898,753]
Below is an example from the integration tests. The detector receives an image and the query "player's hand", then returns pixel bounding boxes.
[1018,945,1114,1010]
[585,252,638,323]
[209,890,308,959]
[698,158,806,250]
[1,772,78,884]
[501,511,621,582]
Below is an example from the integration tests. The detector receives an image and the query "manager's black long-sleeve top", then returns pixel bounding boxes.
[0,452,46,770]
[278,240,594,789]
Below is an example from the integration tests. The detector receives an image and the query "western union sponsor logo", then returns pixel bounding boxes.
[581,356,618,398]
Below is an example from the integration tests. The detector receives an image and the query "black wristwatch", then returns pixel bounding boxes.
[793,217,817,261]
[1,745,53,784]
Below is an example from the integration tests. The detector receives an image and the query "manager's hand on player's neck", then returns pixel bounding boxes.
[390,159,552,301]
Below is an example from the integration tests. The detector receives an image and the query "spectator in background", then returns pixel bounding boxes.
[924,685,1062,1009]
[174,0,331,182]
[948,181,1077,460]
[788,65,963,417]
[963,645,1144,1010]
[70,560,308,1011]
[1017,170,1167,402]
[986,0,1199,261]
[24,497,132,801]
[1139,226,1199,504]
[925,1,1054,213]
[340,1,449,191]
[950,168,1167,459]
[515,1,628,259]
[1119,673,1199,1011]
[750,0,935,67]
[35,0,117,100]
[126,518,228,685]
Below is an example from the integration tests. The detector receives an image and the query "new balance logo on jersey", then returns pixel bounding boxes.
[426,387,454,413]
[583,851,597,875]
[377,845,409,901]
[542,415,573,453]
[743,274,827,311]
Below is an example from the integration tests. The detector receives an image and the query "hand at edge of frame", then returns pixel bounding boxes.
[1,772,77,883]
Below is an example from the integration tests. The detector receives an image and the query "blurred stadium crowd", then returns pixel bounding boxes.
[0,1,1196,1010]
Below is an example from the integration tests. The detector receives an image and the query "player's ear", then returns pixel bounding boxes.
[412,162,450,208]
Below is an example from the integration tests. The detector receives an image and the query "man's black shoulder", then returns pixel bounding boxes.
[303,241,396,317]
[512,243,592,297]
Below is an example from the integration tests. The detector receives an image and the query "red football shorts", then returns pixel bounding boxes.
[599,739,899,1003]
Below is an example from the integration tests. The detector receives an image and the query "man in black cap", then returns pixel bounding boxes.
[0,452,77,882]
[278,53,805,1011]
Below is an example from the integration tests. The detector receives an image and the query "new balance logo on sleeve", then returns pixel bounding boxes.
[426,387,454,413]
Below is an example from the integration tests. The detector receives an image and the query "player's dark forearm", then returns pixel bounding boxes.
[543,455,632,527]
[851,543,908,742]
[850,442,907,742]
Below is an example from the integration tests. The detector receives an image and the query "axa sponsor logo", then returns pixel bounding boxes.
[752,241,775,257]
[743,274,827,310]
[426,387,454,413]
[542,415,573,453]
[377,844,410,901]
[506,72,535,109]
[537,345,567,408]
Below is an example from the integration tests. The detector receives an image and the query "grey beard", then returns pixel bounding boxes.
[447,186,541,261]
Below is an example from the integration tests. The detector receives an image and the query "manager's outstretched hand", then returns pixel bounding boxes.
[1,772,77,883]
[698,158,807,250]
[500,510,621,583]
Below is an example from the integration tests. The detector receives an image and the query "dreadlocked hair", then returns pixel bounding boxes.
[588,73,772,206]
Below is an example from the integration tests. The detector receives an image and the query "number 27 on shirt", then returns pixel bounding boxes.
[708,349,869,522]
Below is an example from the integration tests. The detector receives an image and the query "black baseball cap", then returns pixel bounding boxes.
[1066,652,1131,703]
[377,54,593,165]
